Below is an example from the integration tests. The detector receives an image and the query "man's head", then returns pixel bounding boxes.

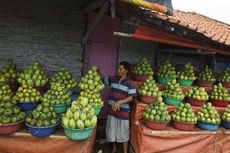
[117,61,131,77]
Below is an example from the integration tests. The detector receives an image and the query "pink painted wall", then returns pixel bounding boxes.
[83,13,121,119]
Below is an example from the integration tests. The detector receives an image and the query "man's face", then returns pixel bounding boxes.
[117,65,128,77]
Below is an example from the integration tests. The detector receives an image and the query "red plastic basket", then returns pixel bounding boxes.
[35,86,46,93]
[0,121,24,135]
[9,83,19,92]
[144,119,168,130]
[133,75,148,82]
[222,82,230,88]
[172,120,195,131]
[186,97,206,106]
[211,99,229,107]
[196,80,213,87]
[139,96,157,104]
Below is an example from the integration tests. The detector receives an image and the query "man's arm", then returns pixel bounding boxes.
[112,96,134,111]
[103,76,111,86]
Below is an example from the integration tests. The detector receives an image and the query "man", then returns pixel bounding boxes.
[104,61,137,153]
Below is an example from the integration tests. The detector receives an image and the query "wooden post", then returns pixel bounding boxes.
[111,0,116,18]
[82,1,110,45]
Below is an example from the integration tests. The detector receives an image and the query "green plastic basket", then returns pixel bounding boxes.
[62,125,94,140]
[164,96,182,106]
[51,104,70,114]
[94,107,102,116]
[177,79,193,86]
[158,77,174,84]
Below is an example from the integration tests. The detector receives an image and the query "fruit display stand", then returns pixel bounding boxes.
[0,126,96,153]
[132,81,191,92]
[130,100,230,153]
[129,120,228,153]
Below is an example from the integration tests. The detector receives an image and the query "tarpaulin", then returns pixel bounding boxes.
[0,127,96,153]
[130,121,229,153]
[130,100,230,153]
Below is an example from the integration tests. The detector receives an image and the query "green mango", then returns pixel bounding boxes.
[76,120,84,129]
[69,119,76,129]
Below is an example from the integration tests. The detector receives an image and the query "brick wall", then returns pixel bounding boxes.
[0,0,84,80]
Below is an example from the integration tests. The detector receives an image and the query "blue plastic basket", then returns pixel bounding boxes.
[197,121,219,131]
[68,89,74,95]
[17,102,37,112]
[71,92,78,101]
[221,121,230,129]
[26,123,59,138]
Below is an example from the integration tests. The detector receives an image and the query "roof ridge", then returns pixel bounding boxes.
[174,10,230,27]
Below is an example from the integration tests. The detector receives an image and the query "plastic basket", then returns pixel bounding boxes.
[26,123,59,138]
[172,120,195,131]
[144,119,168,130]
[0,121,24,135]
[222,82,230,88]
[68,89,74,95]
[62,125,94,140]
[133,75,148,82]
[94,106,102,116]
[9,82,19,92]
[17,102,37,112]
[70,93,78,101]
[139,96,157,104]
[210,99,229,107]
[221,121,230,129]
[164,96,182,106]
[197,121,219,131]
[177,79,193,86]
[35,86,46,93]
[157,77,174,85]
[51,104,70,114]
[186,97,206,107]
[196,80,213,87]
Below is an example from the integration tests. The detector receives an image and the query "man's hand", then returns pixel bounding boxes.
[112,101,122,111]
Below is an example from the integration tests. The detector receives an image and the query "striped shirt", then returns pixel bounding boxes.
[104,76,137,120]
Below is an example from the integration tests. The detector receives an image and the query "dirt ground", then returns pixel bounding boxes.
[93,120,129,153]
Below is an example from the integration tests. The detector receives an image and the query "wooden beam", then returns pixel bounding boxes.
[113,31,133,37]
[83,1,105,14]
[82,1,110,45]
[110,0,116,18]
